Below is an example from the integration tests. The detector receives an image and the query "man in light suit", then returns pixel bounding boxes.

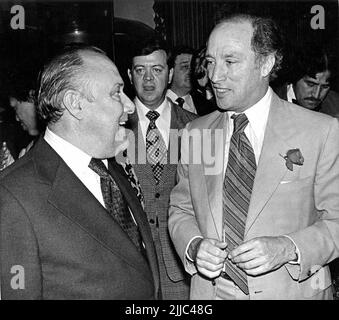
[168,14,339,299]
[125,38,197,299]
[0,45,160,299]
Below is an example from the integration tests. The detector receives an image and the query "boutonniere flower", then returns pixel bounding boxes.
[280,149,304,171]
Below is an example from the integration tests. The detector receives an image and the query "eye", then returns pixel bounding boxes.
[153,67,163,74]
[206,59,215,67]
[225,60,236,65]
[134,67,145,75]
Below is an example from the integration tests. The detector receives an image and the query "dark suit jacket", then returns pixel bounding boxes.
[0,137,160,299]
[125,101,197,288]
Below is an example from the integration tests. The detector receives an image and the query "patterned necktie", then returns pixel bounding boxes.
[176,97,185,108]
[88,158,143,251]
[222,113,257,295]
[146,110,167,184]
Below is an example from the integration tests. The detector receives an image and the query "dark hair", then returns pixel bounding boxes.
[37,45,106,124]
[131,37,170,67]
[168,45,195,69]
[7,64,39,102]
[289,42,336,84]
[216,13,284,80]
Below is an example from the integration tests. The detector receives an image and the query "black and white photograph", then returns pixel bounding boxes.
[0,0,338,305]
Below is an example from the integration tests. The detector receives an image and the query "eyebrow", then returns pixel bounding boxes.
[304,78,330,85]
[133,64,165,68]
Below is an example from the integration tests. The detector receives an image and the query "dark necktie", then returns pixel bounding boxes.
[88,158,143,251]
[222,113,257,295]
[176,97,185,108]
[146,110,167,184]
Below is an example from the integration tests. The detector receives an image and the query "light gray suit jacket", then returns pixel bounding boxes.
[169,92,339,299]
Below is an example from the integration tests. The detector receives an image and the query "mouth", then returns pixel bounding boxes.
[143,85,155,92]
[213,86,231,96]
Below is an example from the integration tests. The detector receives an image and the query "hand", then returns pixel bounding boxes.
[228,236,297,276]
[195,238,227,279]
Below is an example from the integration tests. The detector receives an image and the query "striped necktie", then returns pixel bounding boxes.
[222,113,256,295]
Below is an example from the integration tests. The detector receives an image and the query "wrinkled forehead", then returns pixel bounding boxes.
[207,20,254,54]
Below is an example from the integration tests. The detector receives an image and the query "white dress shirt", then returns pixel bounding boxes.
[44,127,106,207]
[166,89,197,114]
[135,97,171,148]
[286,84,296,103]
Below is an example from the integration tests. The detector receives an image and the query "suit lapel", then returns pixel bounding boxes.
[33,138,153,283]
[108,159,160,296]
[245,94,294,236]
[203,112,227,240]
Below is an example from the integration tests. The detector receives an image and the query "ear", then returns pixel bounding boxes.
[261,54,275,78]
[127,69,133,84]
[62,90,83,120]
[168,67,174,84]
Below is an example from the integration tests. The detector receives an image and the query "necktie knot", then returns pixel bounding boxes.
[146,110,160,122]
[88,158,110,180]
[176,97,185,108]
[231,113,249,134]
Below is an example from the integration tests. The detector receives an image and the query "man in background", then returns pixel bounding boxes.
[126,37,197,299]
[0,45,160,299]
[274,42,339,117]
[166,46,198,114]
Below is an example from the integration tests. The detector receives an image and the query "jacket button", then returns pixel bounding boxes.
[155,193,160,198]
[149,219,155,224]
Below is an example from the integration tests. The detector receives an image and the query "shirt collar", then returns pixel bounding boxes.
[227,86,272,140]
[286,83,296,102]
[44,127,107,170]
[135,96,168,120]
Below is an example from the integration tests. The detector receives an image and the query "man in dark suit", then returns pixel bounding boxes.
[125,38,197,299]
[0,45,160,299]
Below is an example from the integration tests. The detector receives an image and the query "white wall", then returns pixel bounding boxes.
[114,0,155,28]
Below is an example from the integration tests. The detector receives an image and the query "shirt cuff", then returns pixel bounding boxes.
[185,236,204,262]
[282,235,301,264]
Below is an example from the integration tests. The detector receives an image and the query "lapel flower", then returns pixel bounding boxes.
[280,148,304,171]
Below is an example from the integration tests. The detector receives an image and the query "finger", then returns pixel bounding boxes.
[229,239,258,259]
[242,263,269,276]
[214,241,228,250]
[196,258,225,272]
[230,248,259,264]
[236,256,266,271]
[201,241,227,259]
[197,248,226,265]
[197,264,224,279]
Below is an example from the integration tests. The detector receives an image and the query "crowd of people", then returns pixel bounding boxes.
[0,11,339,300]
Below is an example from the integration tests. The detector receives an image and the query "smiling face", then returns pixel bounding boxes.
[128,49,172,110]
[206,20,272,112]
[293,70,331,110]
[80,53,135,157]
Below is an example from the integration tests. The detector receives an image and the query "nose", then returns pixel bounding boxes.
[208,62,226,84]
[143,68,154,81]
[121,91,135,115]
[312,86,321,100]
